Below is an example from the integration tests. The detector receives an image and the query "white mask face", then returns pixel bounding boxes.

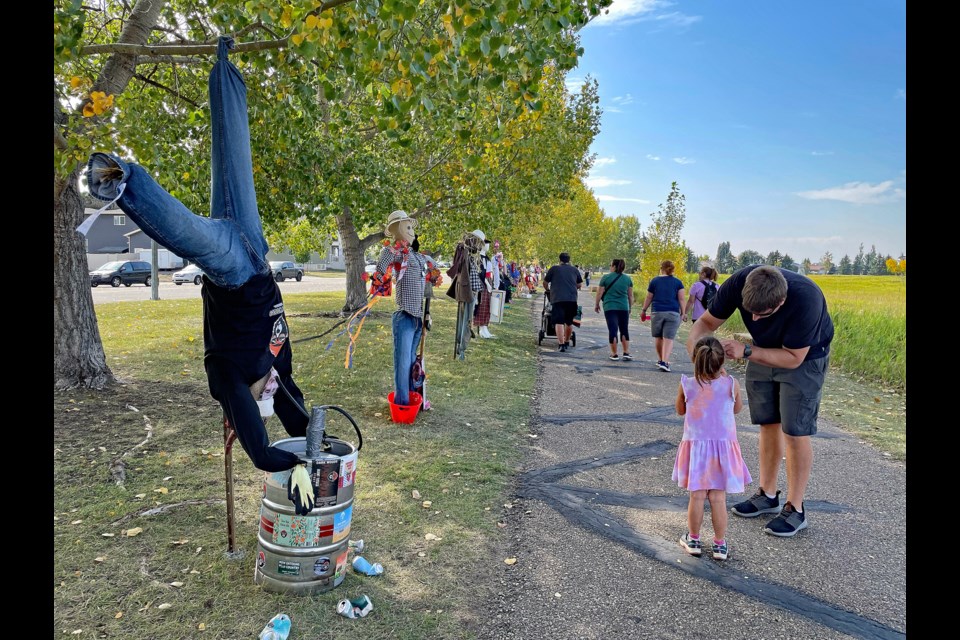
[397,220,416,244]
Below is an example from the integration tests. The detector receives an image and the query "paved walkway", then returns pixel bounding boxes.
[477,288,905,640]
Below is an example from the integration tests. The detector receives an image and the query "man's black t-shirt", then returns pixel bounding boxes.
[202,270,292,383]
[543,263,582,303]
[710,265,833,361]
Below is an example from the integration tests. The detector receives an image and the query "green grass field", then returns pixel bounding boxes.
[626,273,906,390]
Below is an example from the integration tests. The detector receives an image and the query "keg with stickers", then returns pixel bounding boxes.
[254,406,362,594]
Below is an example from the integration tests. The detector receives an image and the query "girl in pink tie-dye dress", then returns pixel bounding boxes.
[673,336,752,561]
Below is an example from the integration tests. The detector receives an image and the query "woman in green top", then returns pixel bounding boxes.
[594,258,634,361]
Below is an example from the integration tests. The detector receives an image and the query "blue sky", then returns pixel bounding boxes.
[571,0,906,263]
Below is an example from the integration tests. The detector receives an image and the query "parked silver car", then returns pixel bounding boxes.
[172,263,206,285]
[269,261,304,282]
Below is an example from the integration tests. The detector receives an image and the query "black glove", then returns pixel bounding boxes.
[287,463,315,516]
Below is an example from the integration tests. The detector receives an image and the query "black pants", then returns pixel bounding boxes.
[604,309,630,344]
[206,358,308,471]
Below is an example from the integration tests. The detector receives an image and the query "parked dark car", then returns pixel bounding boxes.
[90,260,153,287]
[269,261,304,282]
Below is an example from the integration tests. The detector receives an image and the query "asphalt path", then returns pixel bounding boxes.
[474,288,906,640]
[90,274,346,304]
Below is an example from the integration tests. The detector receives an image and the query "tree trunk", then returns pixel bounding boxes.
[54,169,114,389]
[52,0,166,389]
[335,207,372,313]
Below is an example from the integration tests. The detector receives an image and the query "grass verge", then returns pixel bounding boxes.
[55,292,539,639]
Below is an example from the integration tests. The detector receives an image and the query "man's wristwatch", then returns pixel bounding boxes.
[743,344,752,359]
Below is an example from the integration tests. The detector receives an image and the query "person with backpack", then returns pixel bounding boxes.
[685,266,719,324]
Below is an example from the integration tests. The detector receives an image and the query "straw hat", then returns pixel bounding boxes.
[384,210,417,238]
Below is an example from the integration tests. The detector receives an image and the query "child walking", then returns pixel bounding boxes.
[672,336,752,560]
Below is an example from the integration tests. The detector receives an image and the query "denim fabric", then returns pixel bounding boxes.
[392,310,423,406]
[85,37,269,290]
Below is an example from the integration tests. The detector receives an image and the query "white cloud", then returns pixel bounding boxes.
[589,0,701,29]
[593,157,617,167]
[585,176,633,188]
[896,88,906,100]
[646,154,660,161]
[606,107,623,113]
[795,180,906,205]
[565,76,585,94]
[811,151,834,156]
[596,195,651,204]
[611,94,634,105]
[673,157,695,165]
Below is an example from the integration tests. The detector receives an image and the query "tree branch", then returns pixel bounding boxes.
[81,37,289,56]
[134,73,201,108]
[136,55,207,64]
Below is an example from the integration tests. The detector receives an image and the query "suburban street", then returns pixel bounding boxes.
[90,274,347,304]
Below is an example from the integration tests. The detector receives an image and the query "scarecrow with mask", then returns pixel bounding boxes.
[83,37,316,512]
[375,210,429,407]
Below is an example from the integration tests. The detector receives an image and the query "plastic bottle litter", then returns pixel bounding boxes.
[352,555,384,576]
[348,539,365,554]
[258,613,291,640]
[337,594,374,619]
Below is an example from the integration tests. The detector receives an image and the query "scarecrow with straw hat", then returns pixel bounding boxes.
[374,210,430,408]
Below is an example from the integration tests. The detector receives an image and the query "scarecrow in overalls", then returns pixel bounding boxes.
[85,37,315,513]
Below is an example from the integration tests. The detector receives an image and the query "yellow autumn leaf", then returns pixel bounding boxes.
[70,76,82,89]
[82,103,95,117]
[463,14,475,27]
[125,527,143,537]
[441,14,452,24]
[291,33,305,46]
[198,623,206,631]
[318,16,333,29]
[114,612,123,619]
[182,172,190,180]
[305,14,318,29]
[504,557,517,565]
[280,8,293,28]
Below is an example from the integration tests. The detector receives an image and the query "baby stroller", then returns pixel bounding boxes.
[538,290,577,346]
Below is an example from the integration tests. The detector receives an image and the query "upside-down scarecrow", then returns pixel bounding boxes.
[84,37,315,511]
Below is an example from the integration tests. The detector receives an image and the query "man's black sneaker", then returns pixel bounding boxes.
[763,501,808,537]
[731,488,782,518]
[609,354,620,361]
[558,344,567,352]
[622,353,633,361]
[679,532,702,556]
[662,362,671,372]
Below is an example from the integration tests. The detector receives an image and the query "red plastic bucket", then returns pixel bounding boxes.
[387,392,422,424]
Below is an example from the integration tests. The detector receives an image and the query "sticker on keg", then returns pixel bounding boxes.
[272,514,322,547]
[261,481,267,498]
[313,556,330,576]
[257,551,265,568]
[311,460,340,506]
[339,452,358,488]
[277,560,300,576]
[334,550,348,581]
[332,505,353,543]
